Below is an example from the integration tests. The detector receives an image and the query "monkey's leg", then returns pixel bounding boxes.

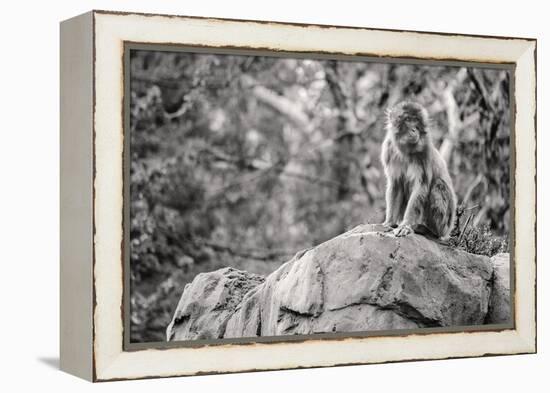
[394,185,428,237]
[383,181,403,229]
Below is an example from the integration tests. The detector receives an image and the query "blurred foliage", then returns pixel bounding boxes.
[129,50,511,342]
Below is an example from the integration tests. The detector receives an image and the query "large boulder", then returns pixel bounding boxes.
[167,224,511,341]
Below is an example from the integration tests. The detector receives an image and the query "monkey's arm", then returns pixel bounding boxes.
[394,183,429,237]
[383,180,403,228]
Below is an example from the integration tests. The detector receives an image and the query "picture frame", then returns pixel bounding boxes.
[60,10,537,382]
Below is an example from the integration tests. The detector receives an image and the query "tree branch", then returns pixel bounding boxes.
[439,67,468,164]
[241,75,312,131]
[467,69,497,114]
[461,173,485,206]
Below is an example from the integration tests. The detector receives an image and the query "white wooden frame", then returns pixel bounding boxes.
[60,10,536,382]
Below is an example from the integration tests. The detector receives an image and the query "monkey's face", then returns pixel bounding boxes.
[387,102,430,154]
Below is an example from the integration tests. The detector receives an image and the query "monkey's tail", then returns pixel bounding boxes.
[411,224,451,246]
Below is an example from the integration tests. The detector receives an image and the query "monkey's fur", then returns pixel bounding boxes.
[381,102,457,239]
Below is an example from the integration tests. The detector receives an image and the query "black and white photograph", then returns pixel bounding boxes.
[127,48,512,345]
[1,0,545,388]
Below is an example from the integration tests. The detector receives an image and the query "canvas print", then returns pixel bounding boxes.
[127,48,512,344]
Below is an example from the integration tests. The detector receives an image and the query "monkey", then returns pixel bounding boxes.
[380,101,457,239]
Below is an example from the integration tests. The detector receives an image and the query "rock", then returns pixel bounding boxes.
[485,253,512,324]
[166,267,264,341]
[167,224,510,341]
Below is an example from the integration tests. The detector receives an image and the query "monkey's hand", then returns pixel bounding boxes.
[393,224,413,237]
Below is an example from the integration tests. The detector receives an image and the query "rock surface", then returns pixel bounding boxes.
[167,224,511,341]
[166,268,265,341]
[485,253,512,324]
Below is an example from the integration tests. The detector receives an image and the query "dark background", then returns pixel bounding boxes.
[129,49,511,343]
